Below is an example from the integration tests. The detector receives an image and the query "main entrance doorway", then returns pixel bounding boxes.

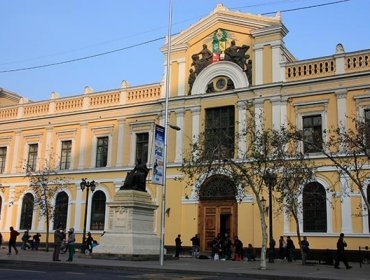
[198,175,238,251]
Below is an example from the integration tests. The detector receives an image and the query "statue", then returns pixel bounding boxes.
[188,69,196,95]
[120,159,149,192]
[245,59,252,85]
[224,40,250,71]
[197,44,213,67]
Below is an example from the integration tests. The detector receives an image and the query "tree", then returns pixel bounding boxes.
[272,126,318,264]
[179,103,286,269]
[25,158,69,251]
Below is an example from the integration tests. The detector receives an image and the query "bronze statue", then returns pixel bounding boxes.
[188,69,196,95]
[120,159,149,192]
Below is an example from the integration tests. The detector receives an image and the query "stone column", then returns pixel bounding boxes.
[237,101,247,159]
[78,123,88,169]
[174,109,184,163]
[116,118,126,168]
[191,107,201,143]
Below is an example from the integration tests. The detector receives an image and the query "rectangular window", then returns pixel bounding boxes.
[27,144,38,171]
[60,140,72,170]
[365,109,370,152]
[0,147,7,173]
[96,136,109,167]
[303,115,323,154]
[205,106,235,159]
[135,132,149,164]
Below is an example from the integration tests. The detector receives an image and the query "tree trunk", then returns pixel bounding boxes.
[258,201,268,270]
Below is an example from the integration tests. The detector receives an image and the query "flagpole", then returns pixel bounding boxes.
[159,0,173,267]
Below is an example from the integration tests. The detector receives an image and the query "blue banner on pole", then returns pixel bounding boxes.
[152,124,165,185]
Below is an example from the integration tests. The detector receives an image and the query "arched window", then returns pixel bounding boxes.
[53,192,69,230]
[303,182,327,232]
[20,193,34,230]
[90,190,106,230]
[199,175,237,201]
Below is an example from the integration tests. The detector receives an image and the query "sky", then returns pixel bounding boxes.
[0,0,369,101]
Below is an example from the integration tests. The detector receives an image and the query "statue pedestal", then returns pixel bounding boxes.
[93,190,160,256]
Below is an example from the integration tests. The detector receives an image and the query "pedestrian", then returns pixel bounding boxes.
[7,226,19,255]
[175,234,182,259]
[286,236,295,262]
[301,236,310,265]
[334,233,352,269]
[190,233,200,258]
[246,243,256,261]
[279,236,286,260]
[21,230,30,250]
[0,232,2,248]
[233,236,243,261]
[53,226,64,261]
[211,236,220,260]
[32,233,41,250]
[66,228,75,262]
[269,238,276,260]
[86,232,95,254]
[60,228,67,254]
[222,233,232,260]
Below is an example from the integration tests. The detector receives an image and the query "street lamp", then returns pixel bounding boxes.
[80,178,96,246]
[263,171,277,263]
[159,0,173,267]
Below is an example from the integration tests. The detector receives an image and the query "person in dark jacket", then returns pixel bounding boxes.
[175,234,182,259]
[7,226,19,255]
[334,233,352,269]
[53,226,64,261]
[286,236,295,262]
[190,234,200,258]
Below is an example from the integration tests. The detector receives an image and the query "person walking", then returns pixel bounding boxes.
[301,236,310,265]
[32,233,41,250]
[86,232,95,255]
[190,234,200,258]
[53,226,64,261]
[21,230,30,250]
[0,232,3,248]
[279,236,286,260]
[66,228,75,262]
[286,236,295,262]
[7,226,19,255]
[175,234,182,259]
[233,236,244,261]
[334,233,352,269]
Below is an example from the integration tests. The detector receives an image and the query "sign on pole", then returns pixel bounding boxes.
[152,124,165,185]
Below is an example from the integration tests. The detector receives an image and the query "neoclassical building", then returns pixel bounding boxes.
[0,4,369,251]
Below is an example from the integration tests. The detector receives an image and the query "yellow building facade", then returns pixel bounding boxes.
[0,5,369,252]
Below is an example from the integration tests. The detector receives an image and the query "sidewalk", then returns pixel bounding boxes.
[1,248,369,280]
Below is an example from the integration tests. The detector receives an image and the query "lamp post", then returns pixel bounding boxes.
[80,178,96,246]
[159,0,173,267]
[263,171,277,263]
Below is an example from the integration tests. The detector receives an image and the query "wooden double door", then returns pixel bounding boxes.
[198,200,237,251]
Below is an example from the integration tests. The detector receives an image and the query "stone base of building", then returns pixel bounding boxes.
[93,189,160,256]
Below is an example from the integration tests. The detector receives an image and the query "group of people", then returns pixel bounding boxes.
[52,226,95,262]
[176,232,353,269]
[1,225,96,264]
[20,230,41,250]
[278,235,298,262]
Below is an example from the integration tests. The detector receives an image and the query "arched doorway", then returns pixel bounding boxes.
[198,175,237,251]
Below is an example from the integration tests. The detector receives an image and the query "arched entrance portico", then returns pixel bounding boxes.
[198,175,238,251]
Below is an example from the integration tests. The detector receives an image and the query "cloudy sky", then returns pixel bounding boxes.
[0,0,368,101]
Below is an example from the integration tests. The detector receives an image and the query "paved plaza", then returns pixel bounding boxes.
[0,247,369,280]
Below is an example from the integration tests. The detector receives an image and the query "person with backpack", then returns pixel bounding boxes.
[7,226,19,255]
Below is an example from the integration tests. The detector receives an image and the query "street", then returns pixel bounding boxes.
[0,262,265,280]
